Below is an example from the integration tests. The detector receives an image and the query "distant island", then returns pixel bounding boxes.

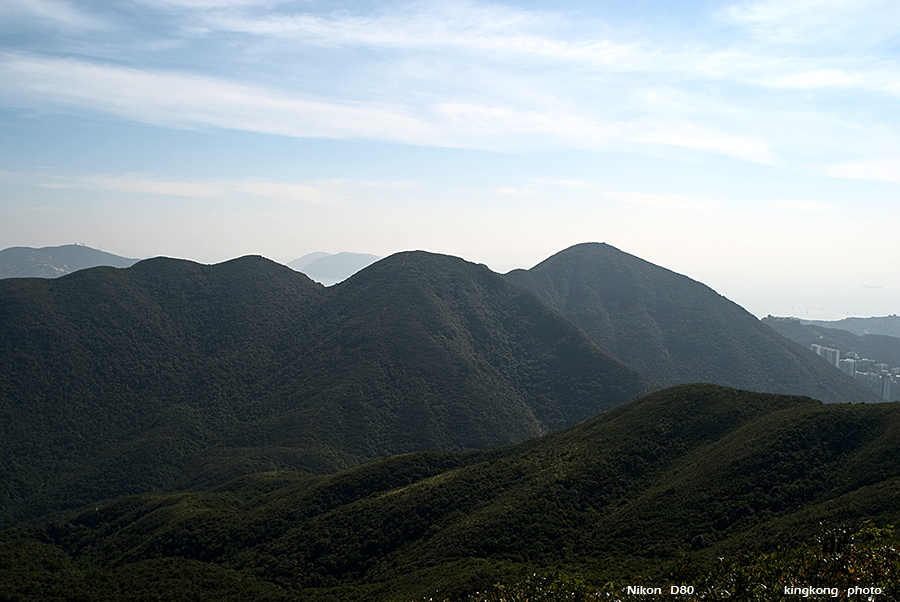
[287,251,381,285]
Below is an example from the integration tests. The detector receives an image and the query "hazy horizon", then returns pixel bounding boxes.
[2,0,897,321]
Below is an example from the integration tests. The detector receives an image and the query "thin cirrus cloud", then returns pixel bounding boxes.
[720,0,900,46]
[0,53,436,144]
[1,1,899,173]
[0,51,780,162]
[201,3,640,68]
[0,0,107,30]
[37,173,347,205]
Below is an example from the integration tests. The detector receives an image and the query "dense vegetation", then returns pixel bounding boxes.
[444,522,900,601]
[0,251,652,525]
[2,244,895,600]
[505,243,880,403]
[3,385,899,601]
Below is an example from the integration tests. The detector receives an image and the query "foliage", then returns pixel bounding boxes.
[0,252,652,526]
[4,386,900,601]
[409,523,900,602]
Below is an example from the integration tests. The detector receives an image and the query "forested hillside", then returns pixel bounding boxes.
[505,243,880,403]
[4,385,900,601]
[0,251,652,526]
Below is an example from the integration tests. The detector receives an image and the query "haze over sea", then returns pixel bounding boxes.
[1,0,897,320]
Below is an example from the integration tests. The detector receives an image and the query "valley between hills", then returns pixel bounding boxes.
[1,243,897,601]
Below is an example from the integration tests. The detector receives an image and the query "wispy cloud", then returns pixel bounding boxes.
[721,0,899,46]
[3,1,900,171]
[35,173,347,204]
[0,54,436,143]
[201,2,639,67]
[0,0,107,30]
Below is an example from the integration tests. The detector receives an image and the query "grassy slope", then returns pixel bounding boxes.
[504,243,881,404]
[5,384,900,601]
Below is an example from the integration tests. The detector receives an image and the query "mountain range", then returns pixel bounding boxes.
[0,242,892,599]
[0,250,652,526]
[0,244,381,286]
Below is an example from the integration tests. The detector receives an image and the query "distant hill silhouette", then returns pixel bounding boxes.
[288,251,332,270]
[802,315,900,338]
[504,243,879,404]
[764,316,900,369]
[5,384,900,601]
[0,244,138,278]
[288,252,380,285]
[0,251,652,525]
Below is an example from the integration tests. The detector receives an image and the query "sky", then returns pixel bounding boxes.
[0,0,898,320]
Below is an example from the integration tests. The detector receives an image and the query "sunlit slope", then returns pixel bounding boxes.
[505,243,880,403]
[0,251,652,525]
[6,385,900,601]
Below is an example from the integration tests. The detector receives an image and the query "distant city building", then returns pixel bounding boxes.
[810,344,840,368]
[840,358,857,377]
[804,344,896,401]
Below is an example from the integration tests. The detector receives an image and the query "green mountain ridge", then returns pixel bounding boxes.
[504,243,879,404]
[0,250,653,526]
[4,384,900,601]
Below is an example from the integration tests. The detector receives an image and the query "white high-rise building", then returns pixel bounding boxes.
[810,344,840,368]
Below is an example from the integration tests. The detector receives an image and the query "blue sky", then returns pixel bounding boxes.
[1,0,898,319]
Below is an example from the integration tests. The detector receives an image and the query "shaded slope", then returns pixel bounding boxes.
[504,243,879,403]
[7,385,900,601]
[0,244,138,278]
[0,251,652,525]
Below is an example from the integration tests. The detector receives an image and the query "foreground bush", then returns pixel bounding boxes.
[423,522,898,602]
